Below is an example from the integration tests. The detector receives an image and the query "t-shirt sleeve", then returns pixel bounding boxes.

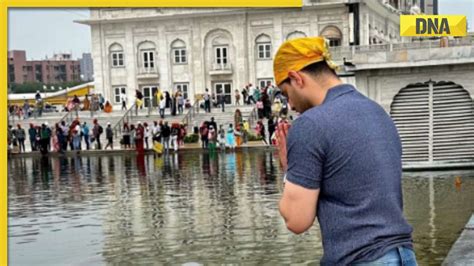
[286,116,326,190]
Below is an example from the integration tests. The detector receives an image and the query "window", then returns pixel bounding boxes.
[321,26,342,47]
[286,31,307,40]
[114,87,126,104]
[171,39,187,64]
[142,50,155,69]
[258,79,273,90]
[215,46,228,65]
[256,34,272,59]
[175,83,189,99]
[111,52,124,67]
[329,39,340,47]
[109,43,125,67]
[257,44,271,59]
[173,49,187,64]
[138,41,156,70]
[214,82,232,104]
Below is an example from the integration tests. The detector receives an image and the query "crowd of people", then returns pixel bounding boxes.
[8,119,103,155]
[8,82,293,155]
[132,88,190,118]
[6,118,190,155]
[7,91,112,121]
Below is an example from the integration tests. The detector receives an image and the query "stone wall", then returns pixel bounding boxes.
[354,63,474,112]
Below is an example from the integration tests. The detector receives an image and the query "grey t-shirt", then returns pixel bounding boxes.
[286,84,413,265]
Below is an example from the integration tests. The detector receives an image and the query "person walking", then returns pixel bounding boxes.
[144,122,151,150]
[122,123,131,149]
[199,122,209,149]
[135,122,145,153]
[204,88,211,113]
[177,93,184,114]
[235,89,241,105]
[159,96,166,119]
[39,123,50,155]
[72,125,82,151]
[274,36,416,265]
[16,124,26,153]
[170,123,179,152]
[219,94,225,112]
[161,121,171,152]
[23,100,30,119]
[104,122,114,150]
[28,123,37,151]
[82,122,90,150]
[92,119,103,150]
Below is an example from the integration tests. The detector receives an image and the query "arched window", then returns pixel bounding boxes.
[109,43,124,67]
[255,34,272,59]
[321,26,342,47]
[138,41,156,69]
[171,39,187,64]
[212,35,231,68]
[286,31,306,40]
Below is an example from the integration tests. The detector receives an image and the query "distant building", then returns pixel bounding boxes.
[8,50,82,84]
[79,53,94,81]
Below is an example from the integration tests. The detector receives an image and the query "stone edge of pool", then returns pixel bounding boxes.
[7,141,276,158]
[8,146,474,172]
[443,213,474,265]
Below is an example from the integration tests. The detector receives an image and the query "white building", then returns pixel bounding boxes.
[78,0,423,107]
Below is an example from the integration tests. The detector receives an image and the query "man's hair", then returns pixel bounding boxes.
[301,61,338,79]
[281,61,338,85]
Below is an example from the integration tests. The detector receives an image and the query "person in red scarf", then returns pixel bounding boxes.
[135,121,145,153]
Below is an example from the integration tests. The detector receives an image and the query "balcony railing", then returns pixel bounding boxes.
[137,67,159,78]
[210,63,233,75]
[330,36,474,62]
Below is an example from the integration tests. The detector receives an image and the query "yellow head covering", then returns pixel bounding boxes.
[273,36,339,86]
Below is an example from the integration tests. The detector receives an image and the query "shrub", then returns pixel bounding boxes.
[247,133,263,141]
[184,134,199,143]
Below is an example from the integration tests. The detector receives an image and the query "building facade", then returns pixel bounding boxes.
[79,0,428,107]
[8,50,82,85]
[79,53,94,81]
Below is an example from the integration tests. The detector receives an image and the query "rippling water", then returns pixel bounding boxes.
[8,151,474,265]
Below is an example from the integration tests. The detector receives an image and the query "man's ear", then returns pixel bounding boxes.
[288,71,304,89]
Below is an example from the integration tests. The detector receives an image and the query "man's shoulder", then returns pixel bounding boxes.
[288,115,325,141]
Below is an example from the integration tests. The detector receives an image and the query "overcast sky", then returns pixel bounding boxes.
[8,1,474,60]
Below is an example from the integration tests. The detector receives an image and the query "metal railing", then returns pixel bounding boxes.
[212,63,232,71]
[113,103,136,137]
[181,100,200,132]
[137,67,159,75]
[59,104,80,125]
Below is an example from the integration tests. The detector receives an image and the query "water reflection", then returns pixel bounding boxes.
[8,152,474,265]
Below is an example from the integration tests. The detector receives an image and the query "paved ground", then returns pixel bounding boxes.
[443,214,474,265]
